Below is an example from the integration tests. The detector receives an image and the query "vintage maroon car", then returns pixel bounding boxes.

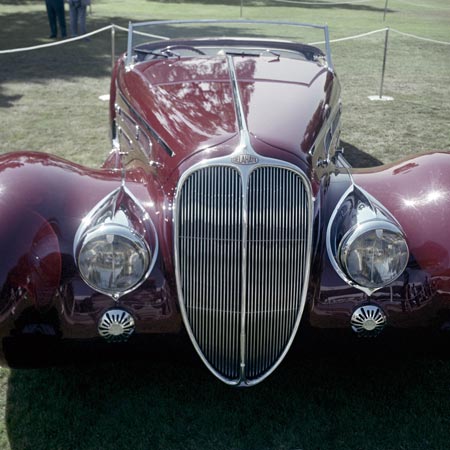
[1,20,449,386]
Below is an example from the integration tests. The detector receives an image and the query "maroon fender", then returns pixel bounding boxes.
[353,152,450,285]
[0,152,181,363]
[0,208,61,315]
[309,153,450,330]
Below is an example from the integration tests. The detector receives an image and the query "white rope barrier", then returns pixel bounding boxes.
[0,24,113,54]
[309,27,388,45]
[309,27,450,46]
[273,0,450,10]
[0,23,448,55]
[0,24,169,55]
[390,28,450,45]
[274,0,377,5]
[111,24,128,33]
[112,24,170,41]
[394,0,450,10]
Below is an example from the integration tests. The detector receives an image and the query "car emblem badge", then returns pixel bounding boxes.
[231,154,259,165]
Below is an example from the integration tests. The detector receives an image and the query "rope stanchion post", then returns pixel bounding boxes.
[383,0,389,21]
[368,27,393,101]
[111,25,116,70]
[380,27,389,98]
[240,0,244,18]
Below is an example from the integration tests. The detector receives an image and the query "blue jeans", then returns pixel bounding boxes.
[69,4,87,36]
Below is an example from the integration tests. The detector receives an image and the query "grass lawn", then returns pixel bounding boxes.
[0,1,449,449]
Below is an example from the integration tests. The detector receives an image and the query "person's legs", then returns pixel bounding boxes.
[69,5,79,36]
[78,6,87,35]
[55,0,67,37]
[45,0,57,38]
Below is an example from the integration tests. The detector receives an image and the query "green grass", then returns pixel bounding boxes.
[0,1,450,449]
[2,337,450,450]
[0,0,449,165]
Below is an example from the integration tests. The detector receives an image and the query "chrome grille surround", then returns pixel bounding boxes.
[174,154,313,386]
[174,53,312,386]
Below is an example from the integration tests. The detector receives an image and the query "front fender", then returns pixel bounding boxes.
[0,152,123,327]
[0,152,181,365]
[353,152,450,282]
[309,152,450,331]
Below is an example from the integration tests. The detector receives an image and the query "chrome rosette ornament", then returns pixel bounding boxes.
[73,185,158,300]
[351,305,386,337]
[98,309,135,342]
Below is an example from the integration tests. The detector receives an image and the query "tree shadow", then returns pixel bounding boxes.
[0,0,42,4]
[146,0,396,13]
[0,10,132,108]
[0,92,22,108]
[4,332,450,450]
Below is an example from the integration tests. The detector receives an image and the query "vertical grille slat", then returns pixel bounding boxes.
[176,164,311,384]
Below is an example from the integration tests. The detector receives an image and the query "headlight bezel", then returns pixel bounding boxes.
[338,219,409,290]
[73,185,159,300]
[76,222,153,298]
[326,185,409,295]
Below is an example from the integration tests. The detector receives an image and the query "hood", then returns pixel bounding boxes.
[121,54,334,164]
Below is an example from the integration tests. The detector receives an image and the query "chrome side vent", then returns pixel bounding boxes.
[175,164,312,385]
[98,309,135,342]
[351,305,386,336]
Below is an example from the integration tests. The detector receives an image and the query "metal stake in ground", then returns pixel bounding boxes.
[383,0,389,22]
[369,27,393,101]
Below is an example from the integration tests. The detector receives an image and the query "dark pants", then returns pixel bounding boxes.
[45,0,67,38]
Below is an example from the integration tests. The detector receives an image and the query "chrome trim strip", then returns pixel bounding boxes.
[324,25,333,71]
[118,91,175,157]
[227,53,249,382]
[126,21,133,66]
[226,54,247,134]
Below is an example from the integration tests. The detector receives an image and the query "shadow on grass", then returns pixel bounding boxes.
[147,0,396,13]
[341,140,383,167]
[0,11,127,108]
[4,332,450,450]
[0,12,130,69]
[0,0,42,4]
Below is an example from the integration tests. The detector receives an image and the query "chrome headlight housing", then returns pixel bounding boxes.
[338,221,409,289]
[74,185,158,299]
[77,223,151,297]
[327,185,409,294]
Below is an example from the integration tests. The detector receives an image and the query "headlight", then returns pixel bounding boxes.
[339,221,409,289]
[77,223,151,297]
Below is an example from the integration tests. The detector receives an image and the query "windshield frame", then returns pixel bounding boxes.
[125,19,333,70]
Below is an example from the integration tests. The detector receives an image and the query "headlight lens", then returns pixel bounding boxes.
[339,223,409,289]
[77,224,151,296]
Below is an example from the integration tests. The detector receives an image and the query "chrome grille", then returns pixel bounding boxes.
[176,164,311,385]
[246,167,309,380]
[178,166,242,380]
